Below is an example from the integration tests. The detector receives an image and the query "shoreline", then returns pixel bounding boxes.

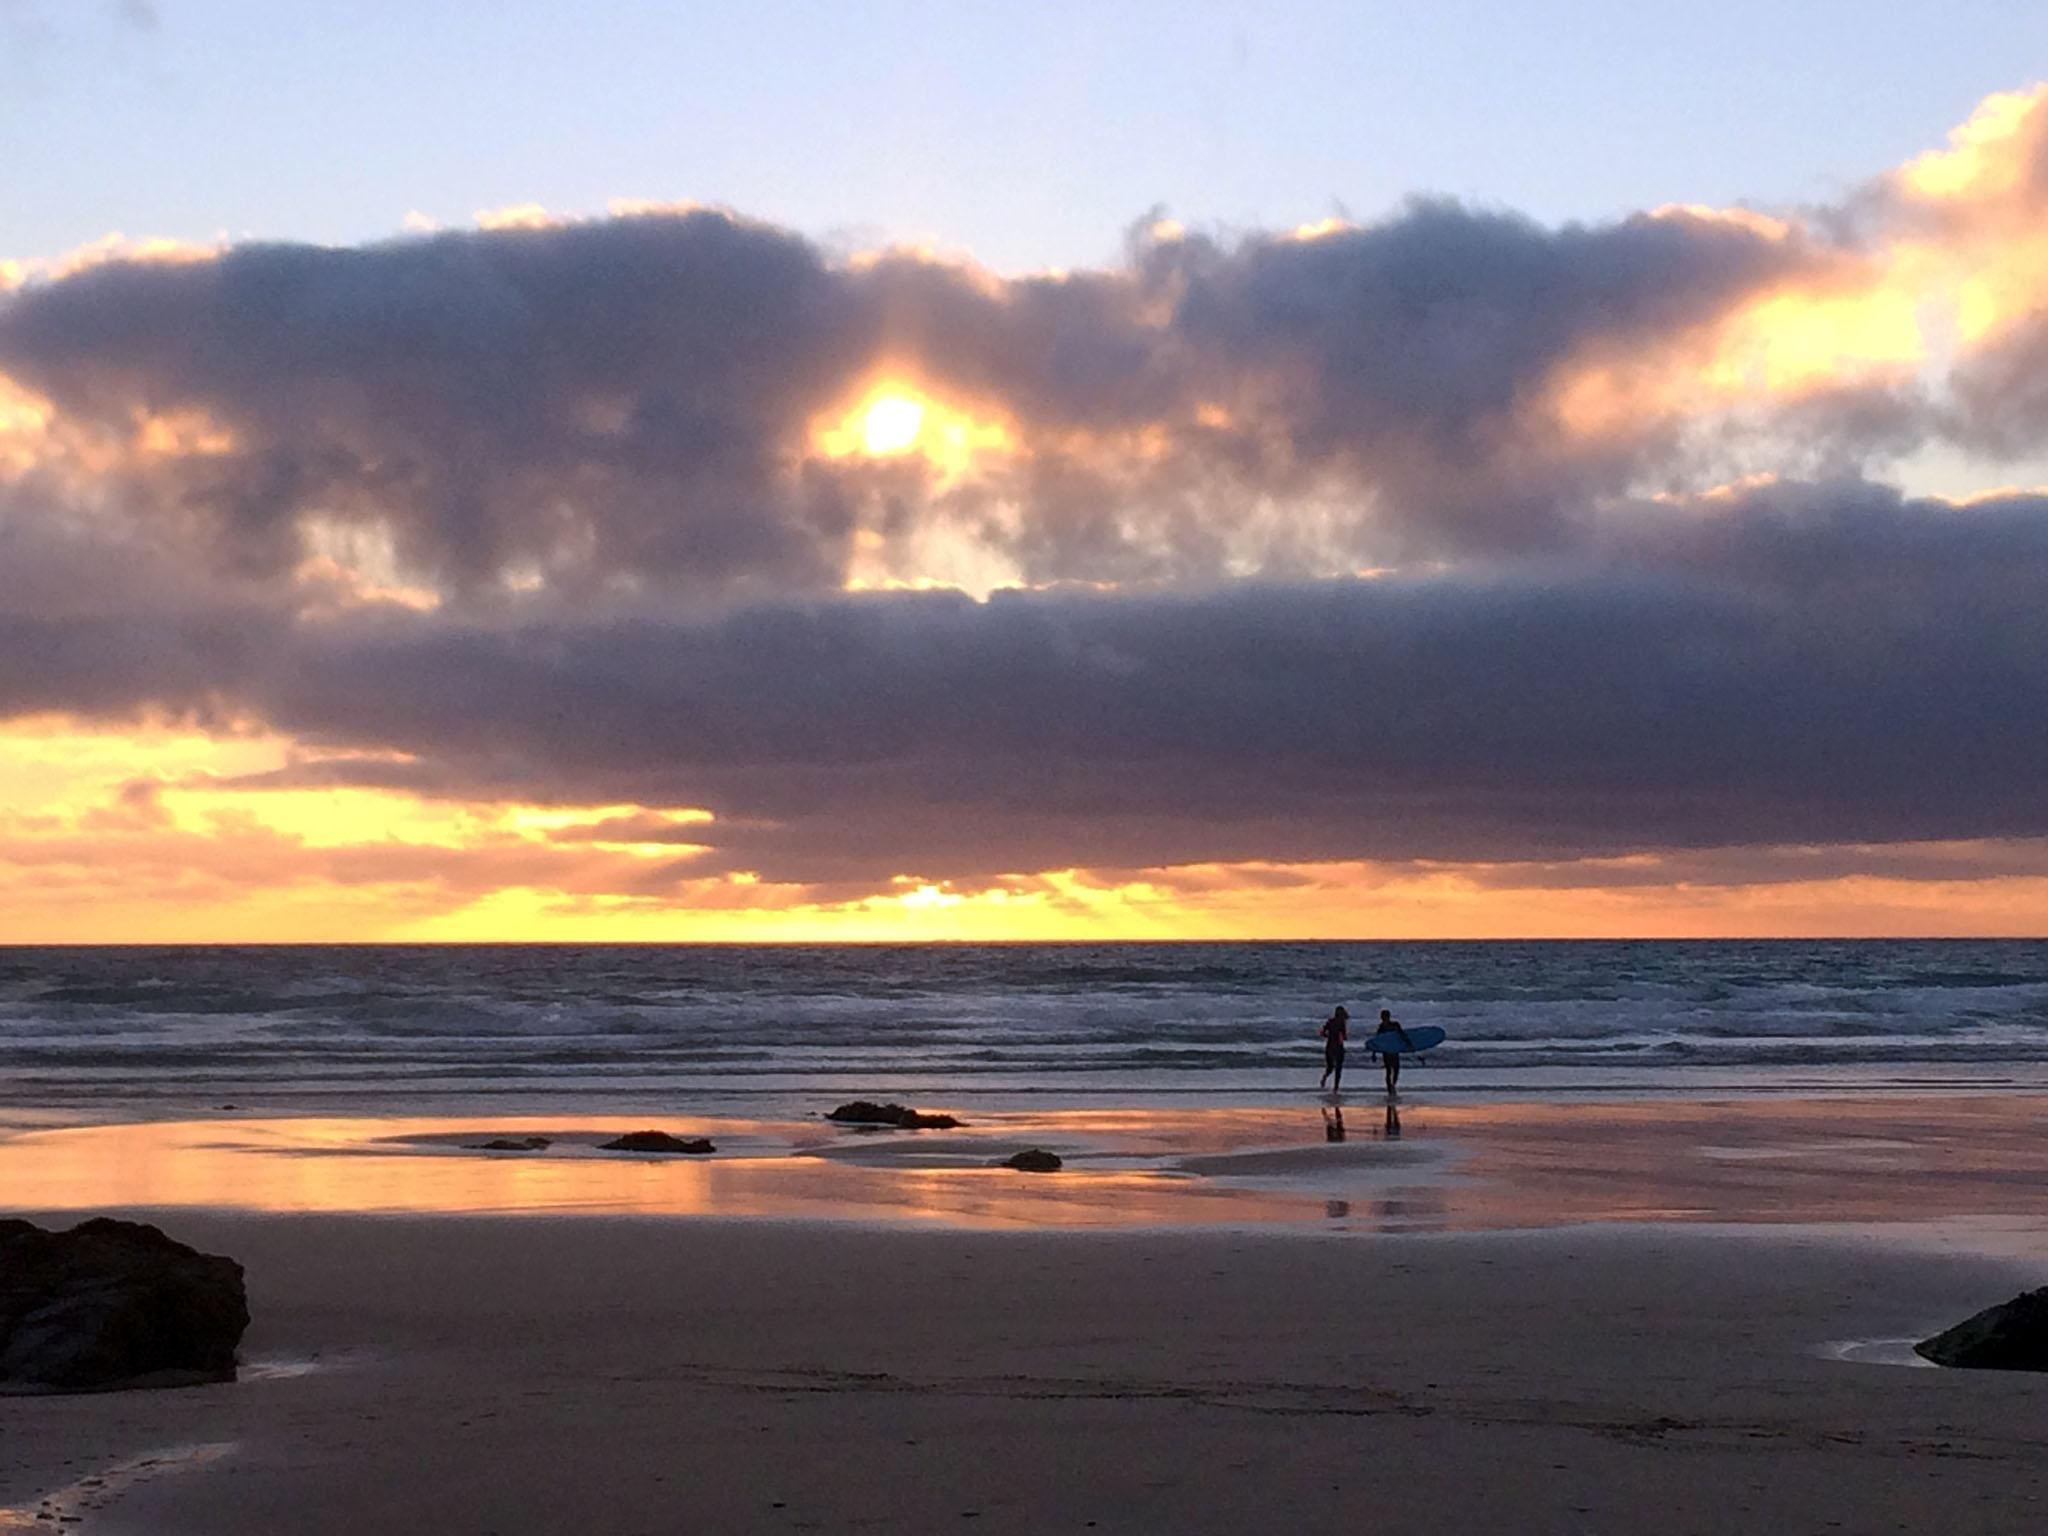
[8,1089,2048,1532]
[7,1089,2048,1241]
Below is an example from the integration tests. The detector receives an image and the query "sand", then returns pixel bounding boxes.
[5,1095,2048,1533]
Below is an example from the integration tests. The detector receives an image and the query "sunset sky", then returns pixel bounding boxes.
[4,1,2047,940]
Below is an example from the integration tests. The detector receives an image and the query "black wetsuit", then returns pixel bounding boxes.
[1379,1018,1407,1091]
[1320,1018,1347,1088]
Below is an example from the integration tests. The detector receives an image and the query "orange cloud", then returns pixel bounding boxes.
[1546,84,2048,460]
[4,713,2045,942]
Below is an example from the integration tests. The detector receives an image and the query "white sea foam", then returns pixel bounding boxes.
[1,941,2044,1116]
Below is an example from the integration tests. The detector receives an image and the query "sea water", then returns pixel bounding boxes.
[2,940,2046,1119]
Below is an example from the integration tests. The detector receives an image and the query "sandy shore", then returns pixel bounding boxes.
[5,1094,2048,1533]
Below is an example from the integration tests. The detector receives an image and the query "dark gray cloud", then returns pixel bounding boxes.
[1945,312,2048,459]
[4,478,2044,891]
[1145,200,1813,550]
[1,212,870,595]
[6,197,2048,895]
[0,199,1814,599]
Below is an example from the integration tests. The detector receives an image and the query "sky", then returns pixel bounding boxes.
[3,1,2048,940]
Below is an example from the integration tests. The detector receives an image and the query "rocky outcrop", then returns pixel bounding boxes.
[0,1218,249,1394]
[470,1136,552,1151]
[826,1101,964,1130]
[599,1131,716,1154]
[1916,1287,2048,1371]
[1002,1149,1063,1173]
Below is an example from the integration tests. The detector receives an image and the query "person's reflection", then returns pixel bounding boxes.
[1322,1104,1346,1142]
[1383,1100,1402,1140]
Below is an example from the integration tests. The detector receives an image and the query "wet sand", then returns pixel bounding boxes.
[6,1093,2048,1234]
[4,1093,2048,1533]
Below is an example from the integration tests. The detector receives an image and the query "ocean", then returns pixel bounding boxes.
[3,940,2046,1121]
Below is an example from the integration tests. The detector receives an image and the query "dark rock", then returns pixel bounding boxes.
[470,1136,552,1152]
[1003,1149,1063,1173]
[599,1131,716,1154]
[826,1101,964,1130]
[1915,1286,2048,1371]
[0,1218,249,1394]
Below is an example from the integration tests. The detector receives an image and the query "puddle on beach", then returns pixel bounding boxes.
[4,1095,2048,1238]
[0,1107,1460,1229]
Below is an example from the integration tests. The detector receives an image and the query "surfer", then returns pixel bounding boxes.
[1374,1008,1410,1095]
[1318,1006,1349,1092]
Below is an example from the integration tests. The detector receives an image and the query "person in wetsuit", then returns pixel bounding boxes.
[1318,1005,1350,1092]
[1374,1008,1410,1095]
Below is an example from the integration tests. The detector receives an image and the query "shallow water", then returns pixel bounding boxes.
[3,940,2046,1117]
[9,1095,2048,1245]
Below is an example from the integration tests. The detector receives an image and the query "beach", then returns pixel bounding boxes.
[13,11,2048,1529]
[5,1092,2048,1534]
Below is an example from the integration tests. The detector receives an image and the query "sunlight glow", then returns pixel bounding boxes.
[1706,283,1926,394]
[0,375,53,478]
[860,392,926,455]
[3,714,2046,944]
[1900,86,2047,202]
[813,379,1014,480]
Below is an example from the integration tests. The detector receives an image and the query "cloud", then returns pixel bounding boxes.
[5,86,2048,916]
[3,473,2044,892]
[0,194,1812,605]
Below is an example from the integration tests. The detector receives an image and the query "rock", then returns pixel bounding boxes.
[1915,1286,2048,1371]
[1003,1149,1063,1173]
[825,1101,964,1130]
[0,1218,249,1394]
[470,1136,552,1151]
[599,1131,716,1154]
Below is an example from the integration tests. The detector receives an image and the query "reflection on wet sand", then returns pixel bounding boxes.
[2,1095,2048,1236]
[0,1443,233,1532]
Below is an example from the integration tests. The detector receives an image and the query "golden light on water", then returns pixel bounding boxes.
[7,1100,2048,1233]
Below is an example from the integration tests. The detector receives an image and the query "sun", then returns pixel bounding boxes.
[811,378,1014,479]
[859,392,926,455]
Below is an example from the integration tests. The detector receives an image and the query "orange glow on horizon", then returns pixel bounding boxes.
[2,713,2046,945]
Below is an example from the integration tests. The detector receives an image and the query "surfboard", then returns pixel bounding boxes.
[1365,1024,1445,1055]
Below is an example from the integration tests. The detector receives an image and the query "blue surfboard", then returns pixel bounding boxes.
[1365,1024,1444,1055]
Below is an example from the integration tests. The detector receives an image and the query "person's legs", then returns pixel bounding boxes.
[1331,1048,1343,1091]
[1383,1053,1399,1095]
